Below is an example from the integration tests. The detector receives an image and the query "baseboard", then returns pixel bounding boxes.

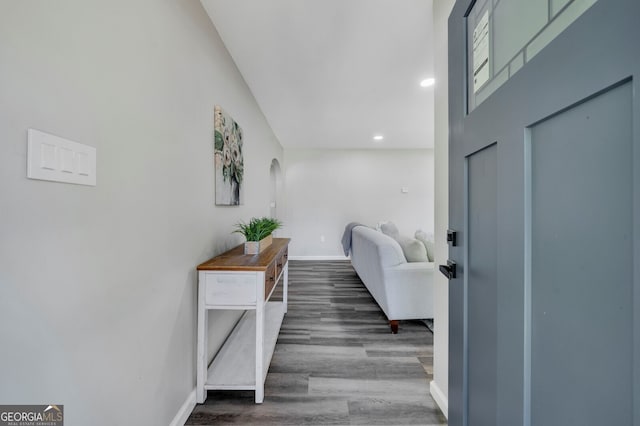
[429,380,448,419]
[289,255,349,261]
[170,389,196,426]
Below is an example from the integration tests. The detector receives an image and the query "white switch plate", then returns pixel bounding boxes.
[27,129,96,186]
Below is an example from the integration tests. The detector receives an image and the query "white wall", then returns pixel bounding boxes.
[283,149,434,258]
[431,0,456,418]
[0,1,282,425]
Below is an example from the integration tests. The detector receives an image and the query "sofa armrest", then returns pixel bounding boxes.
[382,262,435,319]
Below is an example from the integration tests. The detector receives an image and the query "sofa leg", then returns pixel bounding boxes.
[389,320,399,334]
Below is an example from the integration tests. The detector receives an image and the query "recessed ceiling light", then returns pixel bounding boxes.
[373,135,384,141]
[420,78,435,87]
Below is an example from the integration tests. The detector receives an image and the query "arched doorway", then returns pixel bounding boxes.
[269,159,283,222]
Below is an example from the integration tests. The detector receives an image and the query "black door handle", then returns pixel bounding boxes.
[439,260,457,279]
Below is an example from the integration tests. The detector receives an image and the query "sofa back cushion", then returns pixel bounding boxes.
[395,235,429,262]
[414,230,434,262]
[380,222,400,239]
[380,222,428,262]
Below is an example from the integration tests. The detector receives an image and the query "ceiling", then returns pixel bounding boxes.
[200,0,434,150]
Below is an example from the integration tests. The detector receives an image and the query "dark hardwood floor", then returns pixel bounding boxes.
[186,260,447,425]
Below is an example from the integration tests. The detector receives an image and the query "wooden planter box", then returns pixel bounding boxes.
[244,234,273,255]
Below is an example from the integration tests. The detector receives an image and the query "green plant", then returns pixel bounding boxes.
[233,217,282,241]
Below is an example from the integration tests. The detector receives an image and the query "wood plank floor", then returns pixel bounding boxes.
[186,260,447,425]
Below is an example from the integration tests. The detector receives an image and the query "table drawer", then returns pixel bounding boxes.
[278,247,288,269]
[275,247,288,277]
[264,262,277,300]
[204,272,256,305]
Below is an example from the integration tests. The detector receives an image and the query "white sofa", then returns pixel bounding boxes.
[349,225,434,333]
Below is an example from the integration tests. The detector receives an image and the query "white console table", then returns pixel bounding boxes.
[196,238,289,404]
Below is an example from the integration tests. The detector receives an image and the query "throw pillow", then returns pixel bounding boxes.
[380,222,400,239]
[396,235,429,262]
[415,230,435,262]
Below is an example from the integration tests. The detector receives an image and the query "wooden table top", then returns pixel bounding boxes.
[197,238,290,271]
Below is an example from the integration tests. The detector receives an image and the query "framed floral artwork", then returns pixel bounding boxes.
[214,105,244,205]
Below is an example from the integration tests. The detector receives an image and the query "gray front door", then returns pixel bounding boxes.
[447,1,639,425]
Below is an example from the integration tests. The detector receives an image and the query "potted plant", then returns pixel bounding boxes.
[233,217,283,254]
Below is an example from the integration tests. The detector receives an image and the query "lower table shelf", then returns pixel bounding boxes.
[205,301,285,390]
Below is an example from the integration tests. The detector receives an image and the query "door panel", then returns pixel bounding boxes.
[529,81,633,425]
[467,144,498,426]
[448,0,639,425]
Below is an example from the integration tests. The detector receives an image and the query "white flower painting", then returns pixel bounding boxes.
[214,105,244,205]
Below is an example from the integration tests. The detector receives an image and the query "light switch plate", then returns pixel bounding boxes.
[27,129,96,186]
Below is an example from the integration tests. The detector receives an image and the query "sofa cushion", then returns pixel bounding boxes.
[395,235,428,262]
[415,230,434,262]
[380,222,428,262]
[380,222,400,239]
